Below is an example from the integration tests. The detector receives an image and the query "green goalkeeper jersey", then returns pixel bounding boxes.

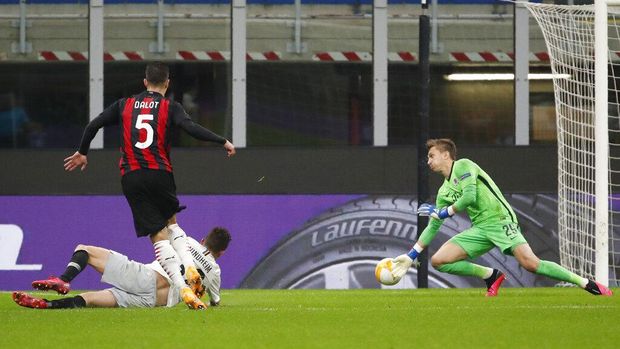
[418,158,518,246]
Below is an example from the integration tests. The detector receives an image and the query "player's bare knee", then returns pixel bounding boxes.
[75,244,90,253]
[519,256,540,272]
[431,260,445,270]
[430,254,445,269]
[522,261,538,273]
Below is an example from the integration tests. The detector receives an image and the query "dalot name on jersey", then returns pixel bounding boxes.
[134,101,160,109]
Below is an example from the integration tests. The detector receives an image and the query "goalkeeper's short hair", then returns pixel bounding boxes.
[426,138,457,160]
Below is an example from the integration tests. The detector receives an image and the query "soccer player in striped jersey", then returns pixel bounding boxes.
[13,227,230,309]
[63,62,235,309]
[391,138,612,296]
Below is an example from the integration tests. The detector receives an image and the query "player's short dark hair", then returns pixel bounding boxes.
[426,138,457,160]
[205,227,231,253]
[145,62,169,85]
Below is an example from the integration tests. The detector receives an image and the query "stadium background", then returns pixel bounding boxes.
[1,0,567,291]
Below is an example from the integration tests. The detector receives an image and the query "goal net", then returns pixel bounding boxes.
[525,2,620,286]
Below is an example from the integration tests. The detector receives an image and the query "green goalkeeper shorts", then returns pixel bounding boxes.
[449,221,528,259]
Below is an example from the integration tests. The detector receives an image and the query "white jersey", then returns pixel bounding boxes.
[147,236,222,307]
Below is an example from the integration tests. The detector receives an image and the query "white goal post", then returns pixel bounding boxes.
[524,1,620,287]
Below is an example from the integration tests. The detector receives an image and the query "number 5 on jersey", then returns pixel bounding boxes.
[135,114,154,149]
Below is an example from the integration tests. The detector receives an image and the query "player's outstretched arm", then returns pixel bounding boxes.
[64,151,88,171]
[391,203,451,278]
[73,100,121,160]
[172,102,233,155]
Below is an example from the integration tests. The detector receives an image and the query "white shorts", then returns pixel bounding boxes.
[101,251,158,308]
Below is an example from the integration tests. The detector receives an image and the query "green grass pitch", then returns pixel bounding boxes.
[1,288,618,349]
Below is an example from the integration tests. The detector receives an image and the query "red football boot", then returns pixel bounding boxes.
[31,276,70,295]
[585,280,613,296]
[485,270,506,297]
[12,291,49,309]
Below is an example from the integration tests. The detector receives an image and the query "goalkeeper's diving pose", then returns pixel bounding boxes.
[12,227,231,309]
[391,138,612,296]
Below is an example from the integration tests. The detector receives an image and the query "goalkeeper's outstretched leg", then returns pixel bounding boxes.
[513,243,612,296]
[430,241,507,296]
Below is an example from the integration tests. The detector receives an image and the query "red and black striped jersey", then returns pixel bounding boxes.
[77,90,227,176]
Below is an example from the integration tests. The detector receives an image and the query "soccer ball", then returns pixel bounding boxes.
[375,258,401,286]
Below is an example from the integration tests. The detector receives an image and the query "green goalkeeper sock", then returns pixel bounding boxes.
[436,261,492,279]
[535,260,587,287]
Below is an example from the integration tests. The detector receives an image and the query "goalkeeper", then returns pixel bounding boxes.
[12,227,231,309]
[391,138,613,296]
